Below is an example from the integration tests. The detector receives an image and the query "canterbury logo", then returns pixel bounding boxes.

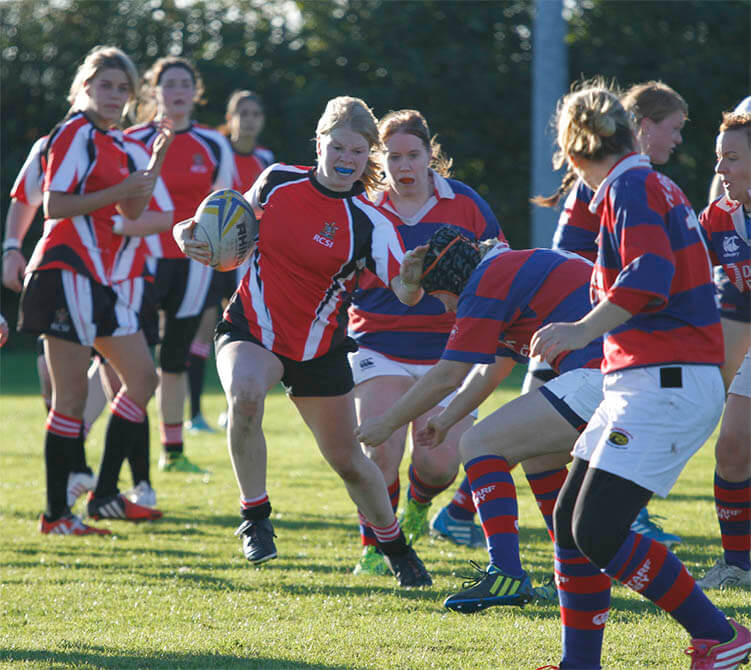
[592,612,610,626]
[487,574,522,598]
[472,485,495,504]
[625,559,652,592]
[555,574,569,585]
[717,507,742,520]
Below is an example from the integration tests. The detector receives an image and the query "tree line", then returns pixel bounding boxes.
[1,0,748,340]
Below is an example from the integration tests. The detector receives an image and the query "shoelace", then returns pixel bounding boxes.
[458,559,492,590]
[234,520,276,540]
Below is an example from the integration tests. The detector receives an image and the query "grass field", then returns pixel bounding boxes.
[0,348,748,669]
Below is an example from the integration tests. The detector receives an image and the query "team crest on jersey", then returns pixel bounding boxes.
[190,153,208,174]
[722,234,741,257]
[606,428,631,449]
[313,222,338,248]
[50,307,71,333]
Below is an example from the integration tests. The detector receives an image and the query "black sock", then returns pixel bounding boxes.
[94,413,143,498]
[377,530,410,558]
[44,431,72,520]
[164,443,183,457]
[66,425,89,474]
[187,353,206,419]
[127,414,150,486]
[241,501,272,522]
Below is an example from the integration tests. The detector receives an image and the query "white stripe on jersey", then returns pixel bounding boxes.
[302,203,356,361]
[190,127,235,191]
[247,164,308,210]
[175,258,213,318]
[49,125,93,194]
[62,270,96,346]
[246,253,275,350]
[71,213,108,282]
[112,278,143,336]
[351,197,405,285]
[11,136,46,206]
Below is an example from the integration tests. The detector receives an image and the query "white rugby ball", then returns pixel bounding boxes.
[192,189,257,271]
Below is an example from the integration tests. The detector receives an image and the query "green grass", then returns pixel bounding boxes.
[0,349,748,669]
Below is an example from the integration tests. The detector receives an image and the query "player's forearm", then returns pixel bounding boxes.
[440,358,515,429]
[382,361,468,431]
[115,210,173,237]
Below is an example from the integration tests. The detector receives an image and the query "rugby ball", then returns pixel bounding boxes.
[192,189,257,271]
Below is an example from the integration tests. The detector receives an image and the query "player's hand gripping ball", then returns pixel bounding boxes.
[192,189,257,271]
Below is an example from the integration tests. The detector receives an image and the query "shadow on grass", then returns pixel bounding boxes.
[0,648,353,669]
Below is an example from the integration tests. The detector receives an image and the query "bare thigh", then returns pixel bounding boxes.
[460,388,580,467]
[44,335,92,417]
[354,375,413,482]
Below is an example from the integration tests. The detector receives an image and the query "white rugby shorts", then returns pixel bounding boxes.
[540,368,604,429]
[572,364,724,498]
[728,349,751,398]
[348,346,478,416]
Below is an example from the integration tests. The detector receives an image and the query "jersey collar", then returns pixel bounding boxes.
[588,152,651,214]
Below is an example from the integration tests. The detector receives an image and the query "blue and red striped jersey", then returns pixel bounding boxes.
[589,153,723,373]
[225,164,406,361]
[700,195,751,295]
[443,245,602,374]
[552,179,599,262]
[347,172,504,364]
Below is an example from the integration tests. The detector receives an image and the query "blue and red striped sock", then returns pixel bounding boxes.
[714,472,751,570]
[446,474,476,521]
[526,467,568,542]
[556,543,610,670]
[360,478,399,546]
[605,531,733,642]
[465,455,522,576]
[407,464,453,504]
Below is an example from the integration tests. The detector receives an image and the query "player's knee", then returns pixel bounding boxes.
[458,427,484,462]
[227,386,264,427]
[716,432,751,471]
[572,507,617,569]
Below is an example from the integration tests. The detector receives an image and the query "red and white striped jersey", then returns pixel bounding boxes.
[125,121,233,258]
[27,112,173,285]
[10,136,47,207]
[231,144,275,193]
[225,164,406,361]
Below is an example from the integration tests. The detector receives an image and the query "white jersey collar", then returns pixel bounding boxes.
[588,153,651,214]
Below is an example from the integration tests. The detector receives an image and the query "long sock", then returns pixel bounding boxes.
[160,422,183,457]
[373,520,409,558]
[526,467,568,542]
[360,478,399,546]
[127,414,151,486]
[44,410,82,519]
[407,464,454,504]
[605,530,733,642]
[94,393,147,499]
[446,474,476,521]
[241,493,271,521]
[556,543,610,670]
[714,472,751,570]
[65,424,89,474]
[187,340,210,419]
[465,455,522,576]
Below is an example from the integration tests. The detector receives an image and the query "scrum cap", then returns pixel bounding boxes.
[420,225,481,296]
